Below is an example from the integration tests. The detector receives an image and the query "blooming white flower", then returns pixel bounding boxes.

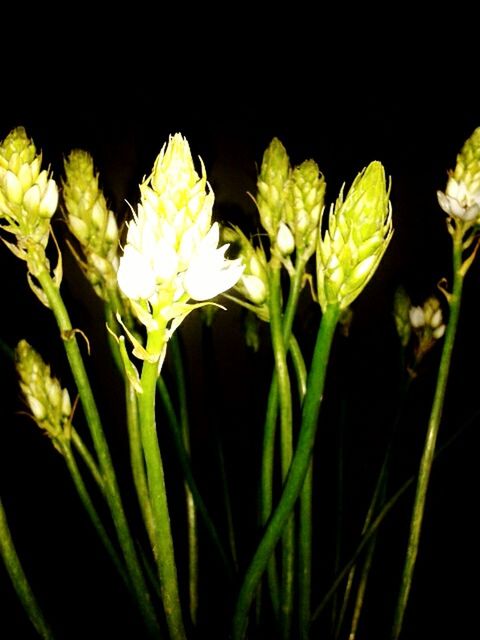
[183,223,244,301]
[117,134,243,338]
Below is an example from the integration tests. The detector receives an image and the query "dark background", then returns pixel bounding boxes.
[1,41,479,639]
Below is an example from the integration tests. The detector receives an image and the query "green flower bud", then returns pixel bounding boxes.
[62,149,119,297]
[15,340,72,445]
[317,161,393,310]
[284,159,326,261]
[256,138,290,240]
[437,127,480,223]
[0,127,58,275]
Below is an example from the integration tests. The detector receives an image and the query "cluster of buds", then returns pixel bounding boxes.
[317,161,393,311]
[116,134,244,359]
[437,127,480,228]
[221,225,269,320]
[0,127,58,277]
[256,139,326,264]
[62,150,119,298]
[256,138,290,250]
[409,296,446,362]
[15,340,72,451]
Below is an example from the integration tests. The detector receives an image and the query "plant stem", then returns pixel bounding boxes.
[391,231,465,639]
[62,442,129,587]
[233,303,340,640]
[138,328,186,640]
[170,334,198,626]
[0,497,54,639]
[261,261,305,628]
[125,380,156,551]
[36,268,160,637]
[157,376,234,580]
[268,260,295,639]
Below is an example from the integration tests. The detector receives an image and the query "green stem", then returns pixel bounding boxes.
[138,328,186,640]
[233,303,340,640]
[299,459,313,640]
[36,268,160,637]
[348,480,387,640]
[157,376,234,580]
[289,334,312,640]
[268,261,294,639]
[170,334,198,626]
[391,232,465,639]
[261,261,305,628]
[62,442,129,587]
[125,380,156,551]
[70,428,105,495]
[0,497,54,639]
[312,399,477,627]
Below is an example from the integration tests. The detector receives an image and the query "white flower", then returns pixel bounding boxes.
[409,306,425,328]
[183,223,244,301]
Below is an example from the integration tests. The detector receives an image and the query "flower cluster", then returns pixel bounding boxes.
[117,134,244,345]
[437,127,480,224]
[62,150,119,297]
[15,339,72,449]
[316,161,392,310]
[0,127,58,276]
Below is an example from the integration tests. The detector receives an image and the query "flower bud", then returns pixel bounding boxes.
[317,161,393,310]
[256,138,290,240]
[15,340,72,444]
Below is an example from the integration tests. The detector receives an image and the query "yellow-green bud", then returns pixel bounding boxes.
[393,286,412,348]
[317,161,392,311]
[284,159,326,261]
[15,340,72,444]
[0,127,58,273]
[62,149,119,297]
[256,138,290,240]
[437,127,480,222]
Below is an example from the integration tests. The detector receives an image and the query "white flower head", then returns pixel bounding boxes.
[183,223,244,301]
[117,135,243,337]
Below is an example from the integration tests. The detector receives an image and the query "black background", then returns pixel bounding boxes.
[1,30,479,639]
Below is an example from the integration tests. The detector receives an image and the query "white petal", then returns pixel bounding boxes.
[118,245,156,300]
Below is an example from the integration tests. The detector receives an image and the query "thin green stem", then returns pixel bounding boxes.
[170,334,198,626]
[138,328,186,640]
[157,376,234,580]
[261,261,305,630]
[62,442,129,587]
[70,428,105,495]
[233,303,340,640]
[312,398,477,627]
[125,381,156,551]
[36,268,160,637]
[348,480,387,640]
[391,232,465,639]
[289,334,312,640]
[268,261,294,639]
[299,460,313,640]
[0,497,54,639]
